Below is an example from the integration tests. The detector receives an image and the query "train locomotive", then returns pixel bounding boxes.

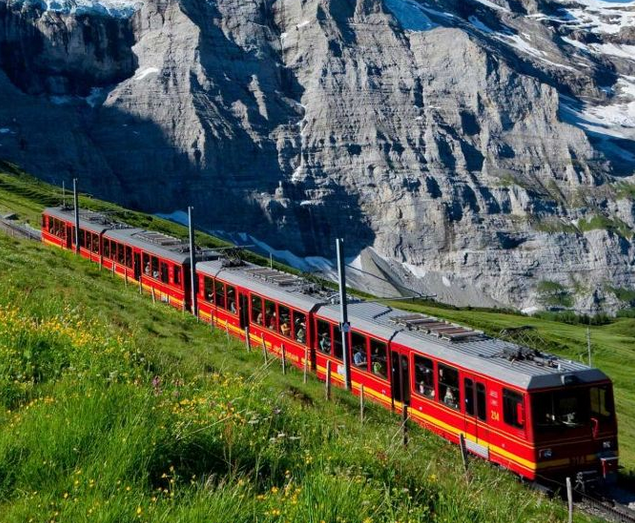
[41,206,620,486]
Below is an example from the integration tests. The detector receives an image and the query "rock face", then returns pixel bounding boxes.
[1,0,635,312]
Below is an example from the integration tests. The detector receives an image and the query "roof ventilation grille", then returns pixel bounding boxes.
[389,313,484,342]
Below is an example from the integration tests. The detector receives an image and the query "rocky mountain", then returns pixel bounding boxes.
[0,0,634,312]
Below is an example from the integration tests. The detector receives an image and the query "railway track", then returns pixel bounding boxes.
[577,491,635,523]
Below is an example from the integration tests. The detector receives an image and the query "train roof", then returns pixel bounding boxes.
[105,228,219,265]
[197,258,332,312]
[199,254,608,390]
[44,206,130,235]
[319,302,608,391]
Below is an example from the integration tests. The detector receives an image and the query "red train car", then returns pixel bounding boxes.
[196,259,323,370]
[41,206,116,262]
[42,207,218,311]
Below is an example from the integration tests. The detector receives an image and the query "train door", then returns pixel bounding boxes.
[239,293,249,329]
[65,225,73,249]
[391,349,410,406]
[133,252,142,281]
[463,375,490,459]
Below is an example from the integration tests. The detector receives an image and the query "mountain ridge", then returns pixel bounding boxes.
[0,0,634,312]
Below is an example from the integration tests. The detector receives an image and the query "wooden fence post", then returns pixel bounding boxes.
[402,404,409,446]
[281,344,286,375]
[360,384,365,423]
[111,263,115,277]
[566,477,573,523]
[124,268,128,287]
[138,277,142,294]
[151,287,156,304]
[325,363,332,401]
[303,346,308,384]
[459,434,469,473]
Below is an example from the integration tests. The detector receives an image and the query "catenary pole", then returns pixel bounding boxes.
[337,238,351,391]
[73,178,80,254]
[587,327,592,367]
[188,206,198,318]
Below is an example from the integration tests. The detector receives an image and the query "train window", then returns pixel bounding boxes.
[226,286,236,314]
[465,379,475,416]
[333,324,343,360]
[251,295,263,325]
[294,312,306,343]
[317,320,331,354]
[503,389,525,429]
[104,240,110,259]
[151,256,159,278]
[279,304,291,337]
[414,356,435,399]
[142,253,150,274]
[215,281,226,309]
[204,277,214,302]
[86,233,92,251]
[476,383,487,422]
[532,389,589,430]
[174,266,181,286]
[438,364,460,410]
[265,300,277,330]
[125,246,133,268]
[118,244,126,265]
[93,234,100,253]
[590,386,614,423]
[160,262,169,284]
[369,339,387,379]
[351,332,368,370]
[79,230,85,247]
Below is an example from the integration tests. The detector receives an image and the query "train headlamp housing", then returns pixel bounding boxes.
[539,448,553,459]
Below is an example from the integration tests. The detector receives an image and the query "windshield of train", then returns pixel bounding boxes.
[532,385,614,432]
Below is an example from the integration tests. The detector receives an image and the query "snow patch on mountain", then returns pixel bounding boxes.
[384,0,437,31]
[10,0,142,17]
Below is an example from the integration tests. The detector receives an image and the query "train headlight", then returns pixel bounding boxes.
[603,440,612,450]
[539,449,553,459]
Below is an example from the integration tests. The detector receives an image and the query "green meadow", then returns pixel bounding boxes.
[0,165,620,521]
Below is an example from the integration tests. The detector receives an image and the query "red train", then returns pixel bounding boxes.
[42,207,619,485]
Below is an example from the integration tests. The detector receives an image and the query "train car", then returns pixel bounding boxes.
[42,207,218,311]
[41,206,122,263]
[196,259,328,370]
[317,301,618,483]
[103,228,218,310]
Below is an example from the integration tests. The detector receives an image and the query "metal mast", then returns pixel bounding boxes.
[73,178,80,254]
[337,238,352,390]
[188,206,198,317]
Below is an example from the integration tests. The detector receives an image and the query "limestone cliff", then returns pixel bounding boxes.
[1,0,634,312]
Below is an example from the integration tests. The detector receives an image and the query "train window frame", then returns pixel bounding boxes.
[465,378,475,416]
[250,294,263,325]
[226,286,236,314]
[215,280,226,309]
[438,364,460,410]
[92,234,100,254]
[294,311,306,344]
[160,261,169,284]
[125,246,133,268]
[104,240,110,259]
[590,385,614,423]
[264,300,277,331]
[317,319,332,355]
[118,244,125,265]
[278,304,291,337]
[204,276,214,302]
[369,338,388,379]
[150,256,159,278]
[503,388,525,429]
[476,383,487,422]
[333,324,343,360]
[79,229,86,248]
[351,331,368,371]
[142,253,150,274]
[414,355,435,399]
[174,266,181,286]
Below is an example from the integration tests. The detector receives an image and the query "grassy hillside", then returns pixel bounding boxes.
[0,226,594,522]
